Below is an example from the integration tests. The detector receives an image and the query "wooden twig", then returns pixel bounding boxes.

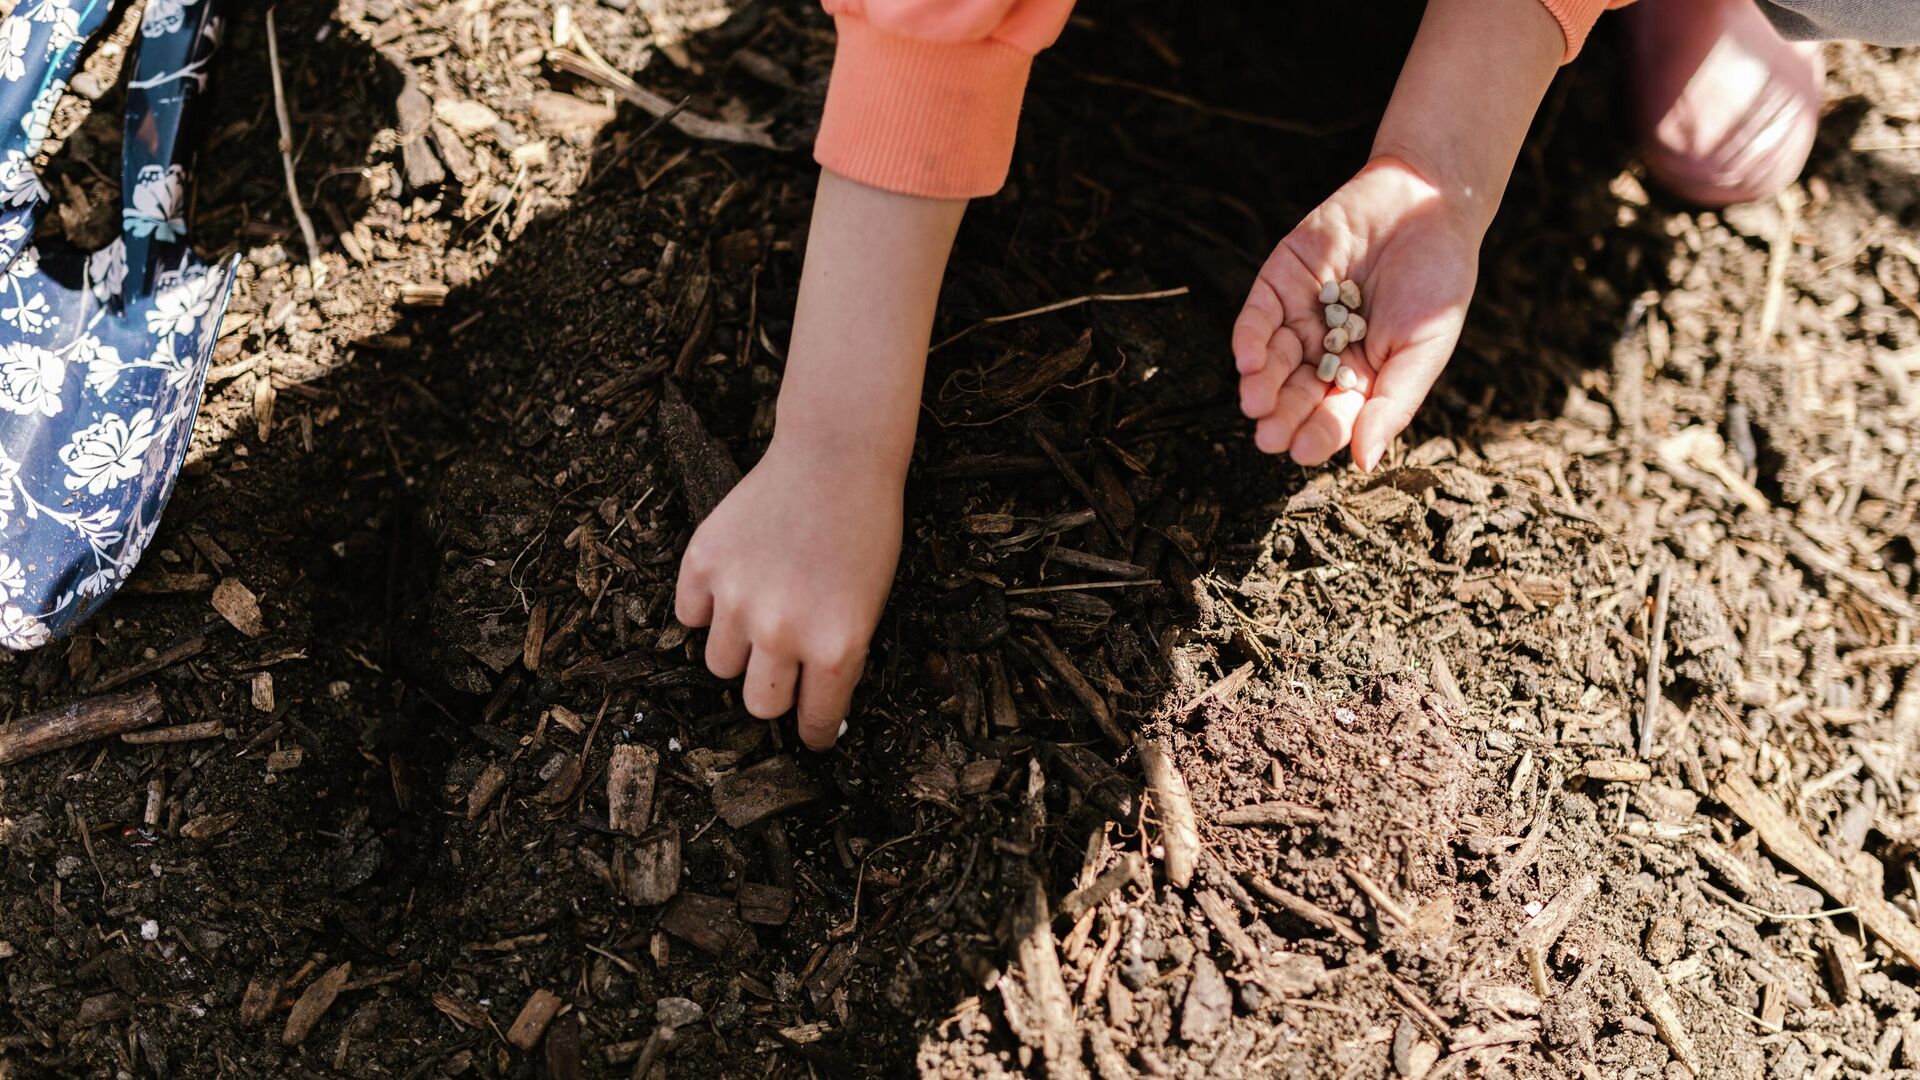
[1755,188,1800,344]
[264,8,321,271]
[1716,772,1920,969]
[0,686,165,766]
[1240,874,1366,946]
[930,287,1189,354]
[1027,629,1126,744]
[1004,579,1161,596]
[1137,737,1199,889]
[1009,877,1086,1079]
[1345,867,1413,927]
[121,720,224,745]
[1640,563,1673,758]
[546,39,776,149]
[1215,802,1328,827]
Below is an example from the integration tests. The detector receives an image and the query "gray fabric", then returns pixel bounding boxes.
[1759,0,1920,44]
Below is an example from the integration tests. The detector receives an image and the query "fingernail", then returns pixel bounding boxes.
[837,718,849,739]
[1362,444,1384,472]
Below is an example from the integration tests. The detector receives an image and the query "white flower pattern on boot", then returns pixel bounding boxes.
[60,409,158,495]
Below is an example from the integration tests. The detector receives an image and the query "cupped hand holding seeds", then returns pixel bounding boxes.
[1232,156,1481,471]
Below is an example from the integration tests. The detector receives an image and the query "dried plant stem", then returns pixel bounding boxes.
[265,8,321,271]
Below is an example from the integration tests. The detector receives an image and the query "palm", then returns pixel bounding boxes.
[1233,157,1479,471]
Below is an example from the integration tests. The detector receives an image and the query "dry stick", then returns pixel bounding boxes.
[1639,562,1673,759]
[1716,771,1920,969]
[1755,188,1800,344]
[1240,874,1366,947]
[546,39,775,150]
[929,287,1190,353]
[121,720,224,745]
[1005,579,1161,596]
[1027,629,1126,744]
[265,8,320,270]
[1136,737,1199,889]
[0,686,164,766]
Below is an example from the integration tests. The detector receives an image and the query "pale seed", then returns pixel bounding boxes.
[1339,279,1361,309]
[1334,365,1359,391]
[1346,313,1367,342]
[1324,303,1348,328]
[1323,326,1350,354]
[1318,280,1341,305]
[1316,353,1340,382]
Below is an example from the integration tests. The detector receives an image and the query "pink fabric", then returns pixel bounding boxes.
[814,0,1625,200]
[813,0,1074,198]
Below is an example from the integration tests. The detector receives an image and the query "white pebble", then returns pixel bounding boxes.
[1316,353,1340,382]
[139,920,160,942]
[1318,280,1341,305]
[1339,279,1362,309]
[1323,326,1350,354]
[1346,313,1367,342]
[1334,366,1359,391]
[1324,303,1348,328]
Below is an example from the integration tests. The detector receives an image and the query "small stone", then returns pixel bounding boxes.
[1316,353,1340,382]
[1339,279,1362,308]
[1346,313,1368,342]
[1324,326,1350,354]
[656,996,704,1030]
[54,854,83,878]
[1324,303,1348,327]
[139,920,160,942]
[1334,366,1359,392]
[432,98,500,137]
[1318,280,1341,305]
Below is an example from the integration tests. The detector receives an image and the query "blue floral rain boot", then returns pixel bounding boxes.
[0,0,237,650]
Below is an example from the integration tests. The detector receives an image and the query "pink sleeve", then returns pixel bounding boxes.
[815,0,1076,199]
[1540,0,1636,61]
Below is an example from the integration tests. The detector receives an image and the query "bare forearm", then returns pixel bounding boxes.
[771,170,967,475]
[1371,0,1563,233]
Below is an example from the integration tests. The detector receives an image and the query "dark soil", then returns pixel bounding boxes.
[6,1,1920,1078]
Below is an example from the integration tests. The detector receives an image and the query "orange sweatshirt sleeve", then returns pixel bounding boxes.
[815,0,1077,199]
[1540,0,1638,61]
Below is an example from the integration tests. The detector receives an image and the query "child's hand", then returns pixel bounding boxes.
[674,434,903,750]
[1232,156,1481,472]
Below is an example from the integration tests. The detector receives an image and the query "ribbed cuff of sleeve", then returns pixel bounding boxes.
[814,15,1033,200]
[1540,0,1612,61]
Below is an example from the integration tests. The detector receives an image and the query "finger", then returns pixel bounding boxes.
[1255,363,1332,454]
[1351,340,1452,472]
[703,610,751,679]
[795,647,863,751]
[1232,274,1286,375]
[742,646,799,720]
[674,561,714,627]
[1238,361,1289,419]
[1289,375,1370,467]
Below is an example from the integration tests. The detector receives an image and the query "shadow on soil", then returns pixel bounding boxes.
[0,0,1694,1075]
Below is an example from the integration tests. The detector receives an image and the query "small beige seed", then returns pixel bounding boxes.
[1318,280,1341,305]
[1324,303,1348,328]
[1339,279,1361,309]
[1346,313,1367,342]
[1316,353,1340,382]
[1323,326,1350,354]
[1334,365,1359,391]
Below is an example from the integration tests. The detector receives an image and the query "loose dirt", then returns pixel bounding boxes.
[4,2,1920,1078]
